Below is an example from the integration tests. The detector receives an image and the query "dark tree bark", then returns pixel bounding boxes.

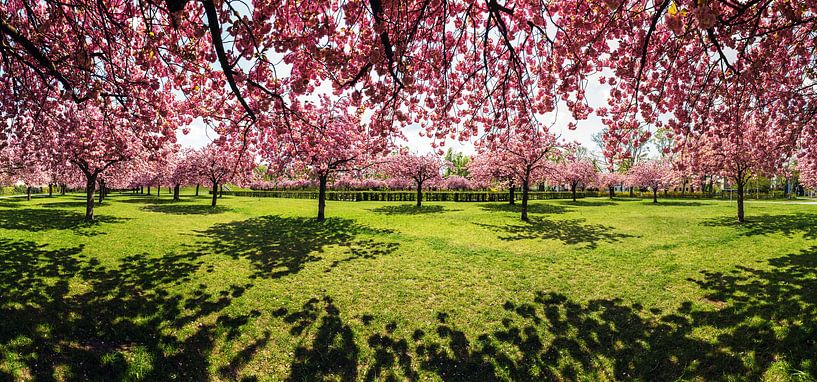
[84,173,98,221]
[652,188,658,203]
[195,184,200,196]
[147,186,151,195]
[173,184,181,201]
[219,184,224,198]
[415,180,423,207]
[48,183,53,197]
[211,182,218,207]
[736,173,746,223]
[157,184,161,198]
[521,176,530,221]
[608,186,615,199]
[61,184,66,195]
[508,183,515,205]
[97,179,105,204]
[26,186,31,201]
[571,183,577,202]
[317,175,328,221]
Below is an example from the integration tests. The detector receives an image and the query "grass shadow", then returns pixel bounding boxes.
[0,238,266,380]
[197,215,398,279]
[0,208,124,236]
[276,271,817,381]
[42,201,94,209]
[479,203,570,214]
[553,200,618,207]
[684,246,817,379]
[369,205,453,215]
[646,200,709,206]
[142,204,230,215]
[702,213,817,239]
[475,217,634,249]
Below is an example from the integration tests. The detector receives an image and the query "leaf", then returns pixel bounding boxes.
[668,2,678,16]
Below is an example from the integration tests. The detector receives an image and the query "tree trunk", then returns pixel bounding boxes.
[736,176,746,223]
[629,186,634,197]
[571,184,577,202]
[85,173,97,221]
[195,184,200,196]
[416,181,423,207]
[173,184,181,201]
[653,189,658,203]
[147,186,151,195]
[508,183,515,205]
[48,184,53,197]
[61,184,66,195]
[521,178,530,221]
[157,184,161,198]
[26,186,31,201]
[608,186,615,199]
[219,184,223,198]
[317,175,328,221]
[97,180,105,204]
[211,182,218,207]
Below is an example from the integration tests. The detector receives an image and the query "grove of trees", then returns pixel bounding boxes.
[1,0,816,223]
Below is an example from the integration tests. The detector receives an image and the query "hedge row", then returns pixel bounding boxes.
[611,190,794,200]
[219,189,796,202]
[0,186,44,196]
[218,190,589,202]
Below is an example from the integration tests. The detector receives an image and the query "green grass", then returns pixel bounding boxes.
[0,192,816,381]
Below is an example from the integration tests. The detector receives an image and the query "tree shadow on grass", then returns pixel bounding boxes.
[702,213,817,239]
[274,273,817,382]
[646,200,709,206]
[0,208,124,236]
[41,201,93,209]
[142,204,231,215]
[685,246,817,379]
[479,203,570,214]
[197,215,398,279]
[0,238,267,381]
[369,204,453,215]
[475,217,634,249]
[554,199,618,207]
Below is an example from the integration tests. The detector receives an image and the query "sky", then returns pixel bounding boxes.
[176,81,611,158]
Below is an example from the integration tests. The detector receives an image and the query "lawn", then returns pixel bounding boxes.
[0,193,815,381]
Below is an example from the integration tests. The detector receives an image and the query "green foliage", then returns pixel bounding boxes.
[444,148,471,177]
[0,193,816,380]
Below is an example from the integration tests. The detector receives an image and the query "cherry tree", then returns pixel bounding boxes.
[555,159,597,202]
[190,142,255,208]
[265,95,392,221]
[596,172,625,199]
[476,127,559,221]
[673,84,799,222]
[165,149,197,201]
[382,154,446,208]
[469,151,519,204]
[627,160,675,204]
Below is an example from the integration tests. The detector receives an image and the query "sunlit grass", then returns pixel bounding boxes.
[0,192,815,381]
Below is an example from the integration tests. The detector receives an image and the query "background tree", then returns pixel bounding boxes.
[477,126,559,221]
[469,151,518,204]
[191,143,255,208]
[596,172,625,199]
[555,159,597,202]
[383,154,446,208]
[444,149,471,178]
[627,160,675,204]
[266,96,392,221]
